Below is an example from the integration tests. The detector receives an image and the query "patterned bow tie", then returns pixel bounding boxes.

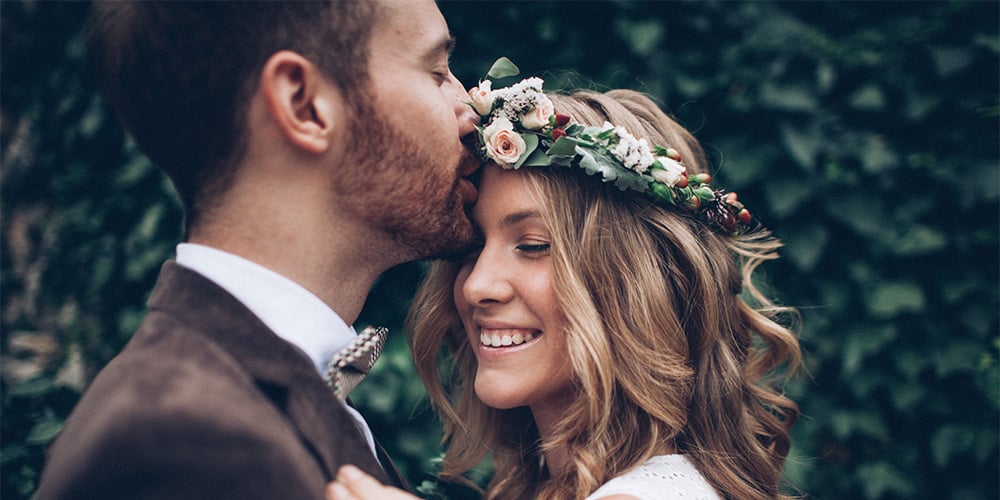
[324,326,387,400]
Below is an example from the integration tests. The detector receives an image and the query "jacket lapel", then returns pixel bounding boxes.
[147,261,395,485]
[374,437,411,490]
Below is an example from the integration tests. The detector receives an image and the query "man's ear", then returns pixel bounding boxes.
[259,50,339,154]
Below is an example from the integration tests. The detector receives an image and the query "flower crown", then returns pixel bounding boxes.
[469,58,753,235]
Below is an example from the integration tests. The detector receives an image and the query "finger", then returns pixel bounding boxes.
[336,465,387,495]
[326,481,358,500]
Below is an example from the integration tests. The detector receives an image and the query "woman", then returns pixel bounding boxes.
[329,76,802,499]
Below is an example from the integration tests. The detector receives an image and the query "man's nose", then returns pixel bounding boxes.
[446,72,480,138]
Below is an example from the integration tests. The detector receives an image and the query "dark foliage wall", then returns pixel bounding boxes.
[2,2,997,499]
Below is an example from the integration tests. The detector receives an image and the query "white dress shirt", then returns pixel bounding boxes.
[175,243,379,460]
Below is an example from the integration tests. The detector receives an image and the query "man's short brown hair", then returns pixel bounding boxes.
[87,1,377,227]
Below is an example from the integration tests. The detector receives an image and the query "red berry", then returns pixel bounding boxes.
[552,128,567,140]
[738,208,751,224]
[555,113,571,127]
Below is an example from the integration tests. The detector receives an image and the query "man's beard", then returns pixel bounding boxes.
[336,99,476,261]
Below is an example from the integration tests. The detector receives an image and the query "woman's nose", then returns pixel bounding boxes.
[461,254,515,306]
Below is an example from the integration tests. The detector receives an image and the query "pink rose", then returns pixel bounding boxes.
[520,94,554,130]
[468,80,494,116]
[483,117,526,167]
[650,157,688,187]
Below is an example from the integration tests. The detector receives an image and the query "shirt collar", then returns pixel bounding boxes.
[174,243,354,375]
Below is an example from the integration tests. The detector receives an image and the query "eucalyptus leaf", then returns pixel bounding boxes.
[521,146,552,167]
[613,172,653,193]
[547,137,579,157]
[486,57,520,79]
[512,133,539,169]
[577,148,606,177]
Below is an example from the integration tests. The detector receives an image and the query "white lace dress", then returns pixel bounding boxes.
[585,455,721,500]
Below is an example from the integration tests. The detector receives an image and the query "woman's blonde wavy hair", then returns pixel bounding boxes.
[407,89,802,499]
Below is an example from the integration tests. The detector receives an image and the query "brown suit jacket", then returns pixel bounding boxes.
[36,261,408,499]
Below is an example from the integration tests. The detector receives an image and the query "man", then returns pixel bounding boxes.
[35,1,480,498]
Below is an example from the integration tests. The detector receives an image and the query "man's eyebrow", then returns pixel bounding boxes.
[422,34,456,63]
[443,35,457,56]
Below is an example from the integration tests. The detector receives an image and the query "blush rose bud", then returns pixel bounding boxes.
[469,81,495,116]
[520,94,555,130]
[650,157,688,187]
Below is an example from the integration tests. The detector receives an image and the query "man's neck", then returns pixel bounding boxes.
[188,216,390,326]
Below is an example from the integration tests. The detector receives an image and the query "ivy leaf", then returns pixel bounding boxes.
[780,123,821,171]
[892,225,948,256]
[857,461,916,498]
[867,282,925,318]
[9,377,54,397]
[416,480,439,496]
[781,224,828,271]
[486,57,519,79]
[764,176,813,217]
[26,412,64,445]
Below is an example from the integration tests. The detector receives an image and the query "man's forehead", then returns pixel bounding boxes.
[369,0,451,58]
[373,0,446,32]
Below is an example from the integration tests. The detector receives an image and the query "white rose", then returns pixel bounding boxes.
[482,117,526,167]
[520,94,554,130]
[469,80,494,116]
[650,157,688,187]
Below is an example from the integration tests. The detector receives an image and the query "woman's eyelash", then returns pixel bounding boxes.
[517,243,550,253]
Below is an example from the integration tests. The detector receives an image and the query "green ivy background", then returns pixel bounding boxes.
[2,2,997,499]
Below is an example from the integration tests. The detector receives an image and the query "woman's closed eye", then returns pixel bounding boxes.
[515,242,551,255]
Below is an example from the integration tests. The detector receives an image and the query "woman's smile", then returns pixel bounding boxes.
[478,327,542,348]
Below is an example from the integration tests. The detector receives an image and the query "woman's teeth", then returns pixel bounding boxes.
[480,330,536,347]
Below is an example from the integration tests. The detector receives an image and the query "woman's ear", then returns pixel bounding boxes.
[259,50,339,154]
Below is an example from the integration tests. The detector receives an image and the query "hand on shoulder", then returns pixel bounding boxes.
[326,465,419,500]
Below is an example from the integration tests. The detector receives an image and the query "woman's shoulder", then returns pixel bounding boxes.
[584,455,721,500]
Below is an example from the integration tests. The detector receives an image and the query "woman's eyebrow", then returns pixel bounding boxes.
[501,210,542,227]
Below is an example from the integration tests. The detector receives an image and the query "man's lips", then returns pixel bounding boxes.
[457,149,482,205]
[459,178,479,205]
